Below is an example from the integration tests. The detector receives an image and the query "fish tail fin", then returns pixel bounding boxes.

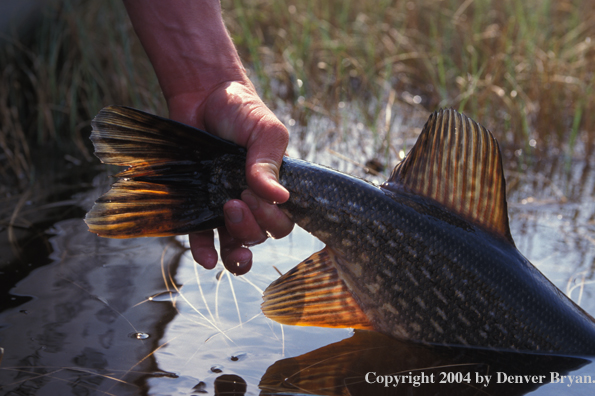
[85,105,245,238]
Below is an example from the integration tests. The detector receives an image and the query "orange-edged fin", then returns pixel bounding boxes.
[86,106,246,238]
[384,108,514,244]
[85,180,223,238]
[262,247,374,330]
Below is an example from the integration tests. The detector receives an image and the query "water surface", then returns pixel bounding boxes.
[1,115,595,395]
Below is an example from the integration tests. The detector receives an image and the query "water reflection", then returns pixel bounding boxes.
[1,150,595,395]
[215,374,247,395]
[259,331,590,396]
[0,215,185,394]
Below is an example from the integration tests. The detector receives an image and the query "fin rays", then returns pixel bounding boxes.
[385,109,513,243]
[85,106,243,238]
[262,248,373,330]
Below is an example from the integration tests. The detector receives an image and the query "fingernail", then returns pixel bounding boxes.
[226,207,243,223]
[242,191,259,210]
[243,236,267,247]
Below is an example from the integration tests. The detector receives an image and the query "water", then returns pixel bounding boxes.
[1,120,595,395]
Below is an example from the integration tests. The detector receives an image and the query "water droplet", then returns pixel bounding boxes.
[210,365,223,373]
[230,352,247,362]
[192,381,207,393]
[148,291,177,302]
[129,332,150,340]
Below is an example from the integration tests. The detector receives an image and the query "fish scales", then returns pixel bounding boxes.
[211,154,595,353]
[86,106,595,355]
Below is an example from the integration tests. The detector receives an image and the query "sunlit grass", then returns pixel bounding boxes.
[223,0,595,154]
[1,0,594,192]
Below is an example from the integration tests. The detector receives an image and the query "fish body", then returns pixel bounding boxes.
[278,163,595,352]
[86,106,595,355]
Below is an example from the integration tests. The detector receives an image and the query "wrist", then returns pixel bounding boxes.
[166,79,256,128]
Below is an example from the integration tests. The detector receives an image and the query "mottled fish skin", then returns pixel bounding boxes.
[211,154,595,354]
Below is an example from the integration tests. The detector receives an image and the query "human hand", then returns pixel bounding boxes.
[123,0,293,274]
[168,80,294,275]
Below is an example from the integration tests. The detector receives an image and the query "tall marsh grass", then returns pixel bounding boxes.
[0,0,163,191]
[1,0,594,192]
[224,0,595,155]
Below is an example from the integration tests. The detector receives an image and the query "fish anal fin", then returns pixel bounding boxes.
[384,108,514,244]
[262,247,373,330]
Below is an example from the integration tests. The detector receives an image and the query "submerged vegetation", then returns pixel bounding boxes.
[1,0,594,191]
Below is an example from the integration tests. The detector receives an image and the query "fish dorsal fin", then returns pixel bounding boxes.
[384,109,513,243]
[262,247,373,330]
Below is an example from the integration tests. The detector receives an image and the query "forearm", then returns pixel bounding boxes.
[123,0,248,101]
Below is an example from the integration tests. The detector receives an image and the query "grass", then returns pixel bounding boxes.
[0,0,163,192]
[223,0,595,155]
[1,0,594,192]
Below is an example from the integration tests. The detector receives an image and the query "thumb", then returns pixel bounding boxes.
[244,117,290,204]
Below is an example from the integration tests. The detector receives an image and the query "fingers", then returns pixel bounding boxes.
[218,227,253,275]
[189,231,218,269]
[190,194,294,274]
[223,199,267,246]
[240,190,294,239]
[243,116,290,205]
[188,223,254,276]
[218,195,292,275]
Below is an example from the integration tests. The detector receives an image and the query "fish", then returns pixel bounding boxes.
[85,105,595,355]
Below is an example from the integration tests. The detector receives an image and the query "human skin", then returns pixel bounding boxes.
[123,0,294,275]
